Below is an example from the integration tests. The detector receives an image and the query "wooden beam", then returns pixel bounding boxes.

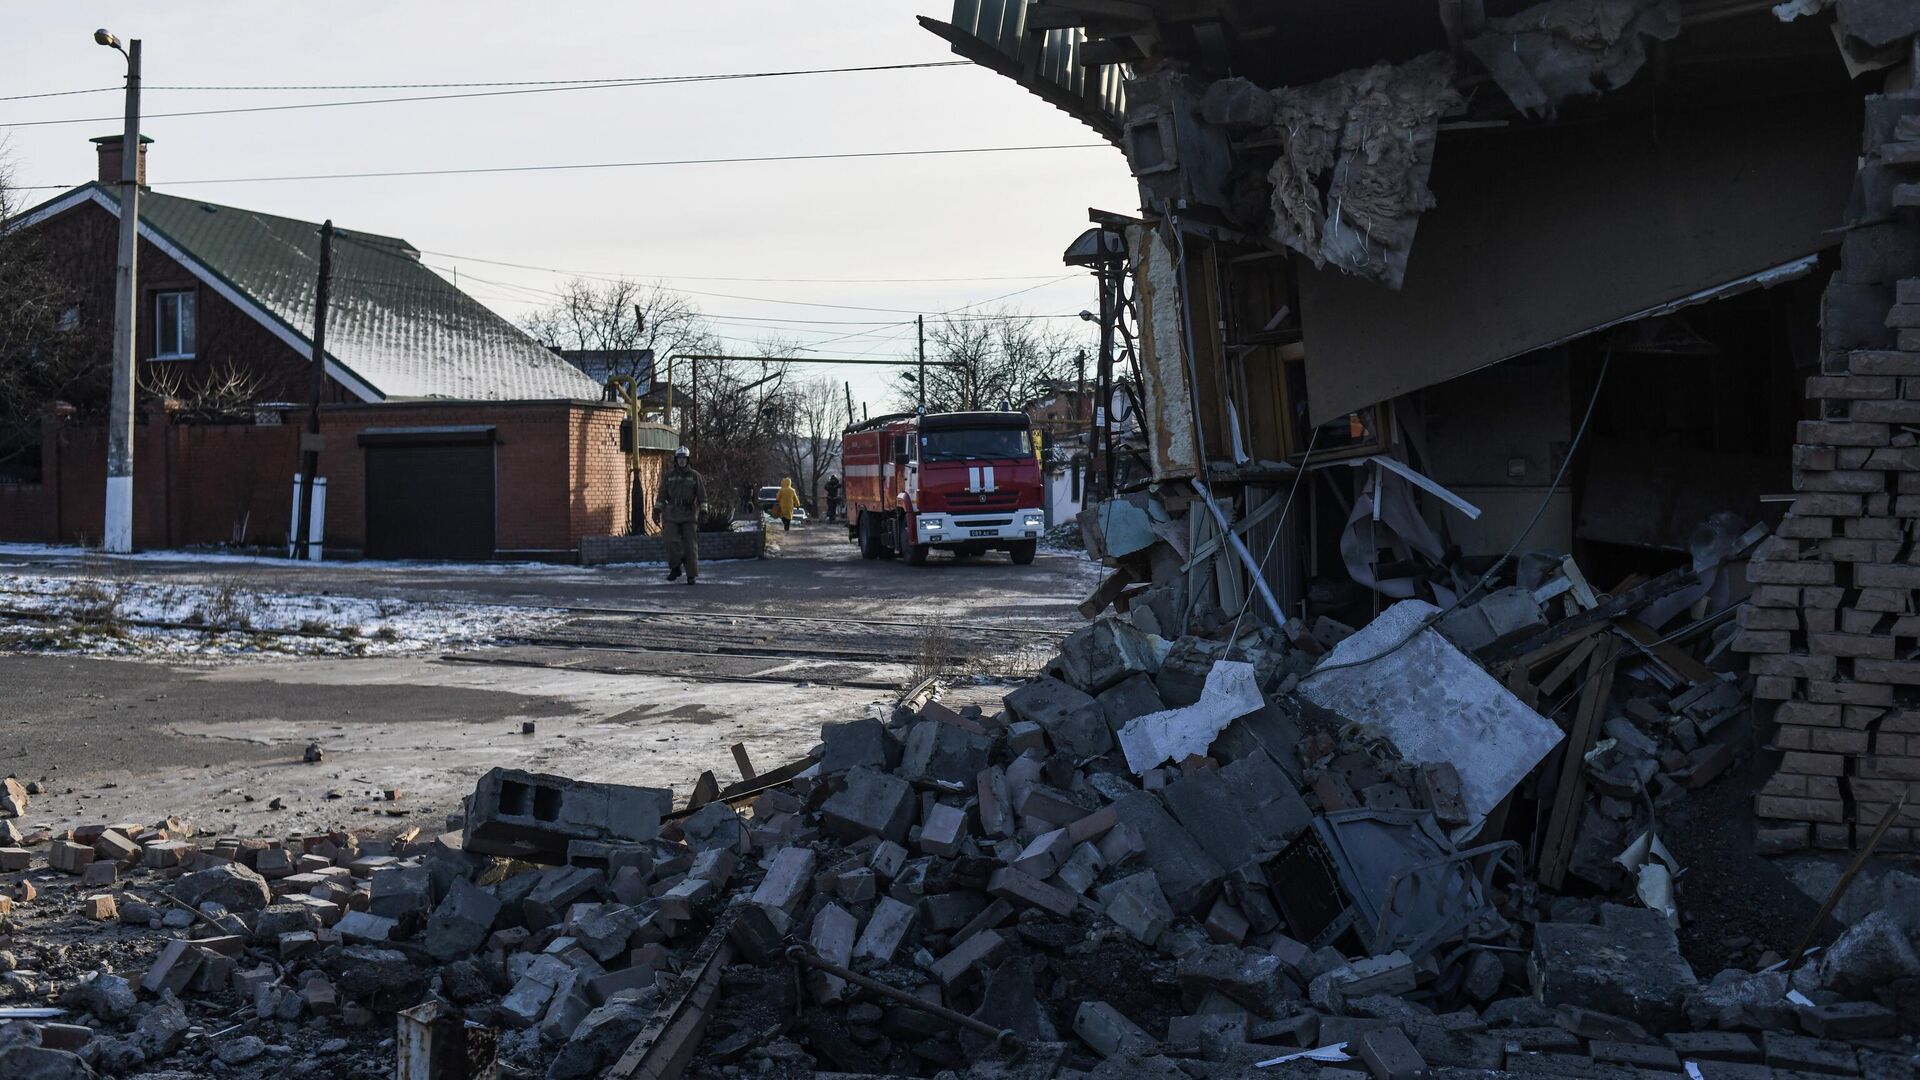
[608,919,735,1079]
[1535,636,1620,890]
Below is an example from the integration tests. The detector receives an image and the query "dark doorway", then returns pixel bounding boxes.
[359,426,496,560]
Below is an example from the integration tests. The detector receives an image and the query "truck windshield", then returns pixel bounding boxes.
[920,428,1032,462]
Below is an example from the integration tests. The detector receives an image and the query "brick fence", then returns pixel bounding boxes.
[580,528,765,565]
[1740,89,1920,853]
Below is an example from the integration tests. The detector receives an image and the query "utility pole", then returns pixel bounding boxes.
[916,315,926,415]
[293,220,334,560]
[845,381,855,429]
[101,35,141,554]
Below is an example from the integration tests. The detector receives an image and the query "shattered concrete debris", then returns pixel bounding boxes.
[0,605,1907,1080]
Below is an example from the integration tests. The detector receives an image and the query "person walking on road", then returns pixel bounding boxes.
[775,477,801,532]
[654,446,705,584]
[824,473,842,522]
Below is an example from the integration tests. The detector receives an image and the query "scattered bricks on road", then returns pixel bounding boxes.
[335,910,397,944]
[868,839,907,880]
[1203,896,1250,945]
[929,928,1007,987]
[81,861,118,887]
[93,829,140,863]
[952,897,1014,946]
[918,802,967,857]
[852,896,917,963]
[1330,952,1417,997]
[1358,1026,1430,1080]
[83,894,118,920]
[1796,1001,1897,1041]
[0,847,26,871]
[1073,1001,1154,1058]
[750,846,816,914]
[50,840,96,874]
[1005,676,1113,758]
[1014,782,1088,828]
[656,877,713,922]
[143,840,190,868]
[821,767,914,844]
[987,866,1079,916]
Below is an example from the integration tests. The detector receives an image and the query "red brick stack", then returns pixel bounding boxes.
[1743,91,1920,853]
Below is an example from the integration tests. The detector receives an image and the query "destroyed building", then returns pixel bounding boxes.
[3,3,1920,1079]
[926,0,1920,856]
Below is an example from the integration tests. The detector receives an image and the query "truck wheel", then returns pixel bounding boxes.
[1010,539,1037,565]
[906,543,930,566]
[858,514,881,560]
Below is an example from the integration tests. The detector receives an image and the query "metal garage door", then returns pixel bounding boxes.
[359,426,496,560]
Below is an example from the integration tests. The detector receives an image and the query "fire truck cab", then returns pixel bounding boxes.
[841,411,1045,566]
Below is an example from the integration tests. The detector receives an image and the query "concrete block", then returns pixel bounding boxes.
[750,846,816,914]
[929,928,1007,987]
[1074,1000,1155,1058]
[919,802,967,857]
[1356,1026,1429,1080]
[462,767,662,865]
[1096,673,1166,733]
[1011,828,1073,879]
[679,802,745,855]
[1005,676,1113,758]
[806,903,857,1003]
[1097,870,1174,946]
[821,767,914,844]
[987,866,1079,916]
[49,840,94,874]
[1054,842,1107,895]
[852,896,917,963]
[523,865,604,929]
[1059,617,1160,693]
[1532,904,1698,1029]
[898,720,991,786]
[368,864,433,919]
[819,717,898,775]
[1109,791,1224,913]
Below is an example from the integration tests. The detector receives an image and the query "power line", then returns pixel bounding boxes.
[419,248,1059,285]
[0,61,974,129]
[0,85,117,102]
[11,144,1109,190]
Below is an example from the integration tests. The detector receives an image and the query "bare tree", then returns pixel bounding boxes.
[776,378,852,513]
[522,277,716,385]
[678,339,795,529]
[891,308,1088,414]
[0,154,110,480]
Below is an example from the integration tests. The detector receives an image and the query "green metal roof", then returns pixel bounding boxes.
[95,183,602,402]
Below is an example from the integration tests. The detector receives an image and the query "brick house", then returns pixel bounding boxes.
[0,136,674,559]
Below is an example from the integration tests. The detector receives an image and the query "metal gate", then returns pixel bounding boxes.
[360,426,496,560]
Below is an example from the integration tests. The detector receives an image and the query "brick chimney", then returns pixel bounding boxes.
[91,134,151,187]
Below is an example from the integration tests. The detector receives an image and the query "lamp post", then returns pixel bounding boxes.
[96,28,140,553]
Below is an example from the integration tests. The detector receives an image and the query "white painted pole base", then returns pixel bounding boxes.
[104,475,134,554]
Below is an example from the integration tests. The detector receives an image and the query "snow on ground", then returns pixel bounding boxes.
[0,567,561,659]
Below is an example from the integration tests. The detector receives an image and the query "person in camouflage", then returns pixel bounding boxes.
[653,446,705,584]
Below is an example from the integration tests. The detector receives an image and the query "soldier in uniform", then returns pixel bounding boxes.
[653,446,705,584]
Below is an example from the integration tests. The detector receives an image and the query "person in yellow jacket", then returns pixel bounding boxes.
[775,477,800,532]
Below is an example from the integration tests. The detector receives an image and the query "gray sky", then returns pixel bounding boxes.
[1,1,1138,414]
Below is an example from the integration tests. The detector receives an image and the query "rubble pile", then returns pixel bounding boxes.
[1,608,1916,1079]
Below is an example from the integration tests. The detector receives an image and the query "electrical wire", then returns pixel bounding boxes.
[10,143,1110,191]
[416,248,1059,285]
[0,61,975,129]
[1298,351,1616,684]
[0,85,118,101]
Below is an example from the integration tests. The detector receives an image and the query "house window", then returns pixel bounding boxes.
[154,290,196,359]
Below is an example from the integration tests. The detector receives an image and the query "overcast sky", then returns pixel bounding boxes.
[1,1,1138,413]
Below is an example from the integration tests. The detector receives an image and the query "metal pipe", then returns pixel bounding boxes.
[782,946,1022,1053]
[1191,477,1289,630]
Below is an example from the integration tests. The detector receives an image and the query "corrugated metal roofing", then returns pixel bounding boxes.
[98,183,602,402]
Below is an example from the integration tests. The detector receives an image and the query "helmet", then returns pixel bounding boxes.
[674,446,690,460]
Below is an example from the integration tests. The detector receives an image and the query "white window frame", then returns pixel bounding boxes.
[154,289,197,360]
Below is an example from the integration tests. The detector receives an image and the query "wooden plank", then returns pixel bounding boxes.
[1538,633,1603,697]
[1535,636,1620,890]
[729,743,756,783]
[1078,563,1141,618]
[1615,618,1716,686]
[608,918,735,1080]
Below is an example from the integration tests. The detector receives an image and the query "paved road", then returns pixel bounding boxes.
[0,525,1095,836]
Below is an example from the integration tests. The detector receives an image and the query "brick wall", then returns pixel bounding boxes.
[2,401,654,559]
[1742,88,1920,853]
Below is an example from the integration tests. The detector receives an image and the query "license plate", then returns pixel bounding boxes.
[970,529,996,537]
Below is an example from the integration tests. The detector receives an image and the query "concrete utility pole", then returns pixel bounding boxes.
[916,315,926,415]
[98,30,140,553]
[293,220,334,561]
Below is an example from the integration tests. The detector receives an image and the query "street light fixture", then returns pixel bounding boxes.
[97,28,141,553]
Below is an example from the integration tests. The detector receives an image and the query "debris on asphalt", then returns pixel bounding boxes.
[1,587,1914,1080]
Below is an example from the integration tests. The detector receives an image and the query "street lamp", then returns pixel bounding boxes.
[97,28,141,553]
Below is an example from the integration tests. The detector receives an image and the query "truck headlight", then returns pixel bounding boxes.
[1023,514,1044,528]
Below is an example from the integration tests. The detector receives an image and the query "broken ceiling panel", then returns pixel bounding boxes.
[1465,0,1682,117]
[1265,54,1463,289]
[1297,91,1858,424]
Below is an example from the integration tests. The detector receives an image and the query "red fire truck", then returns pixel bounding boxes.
[841,411,1045,566]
